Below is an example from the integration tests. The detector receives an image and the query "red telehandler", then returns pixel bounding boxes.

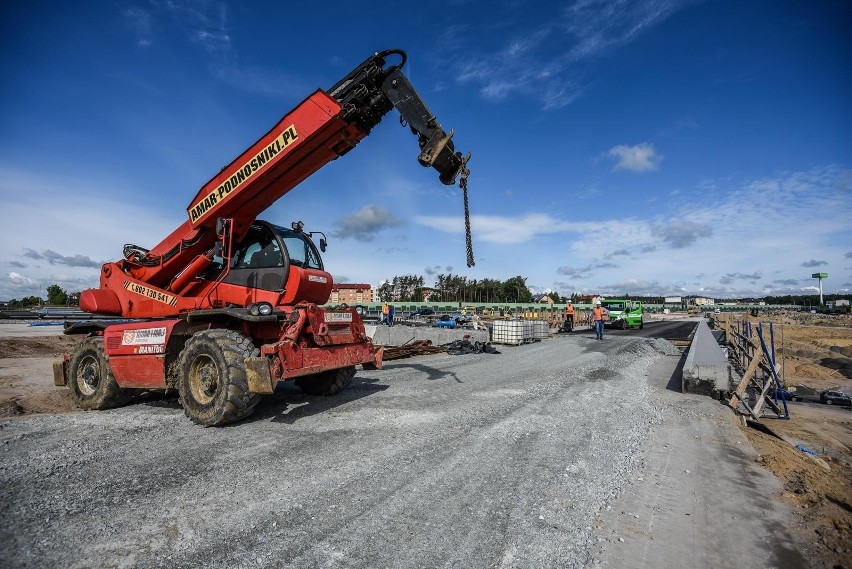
[53,49,471,426]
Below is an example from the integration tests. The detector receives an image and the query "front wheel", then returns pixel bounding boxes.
[620,320,628,330]
[67,336,131,410]
[177,329,261,426]
[825,399,833,405]
[639,318,644,330]
[295,366,355,396]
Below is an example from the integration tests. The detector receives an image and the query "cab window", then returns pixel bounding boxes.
[282,233,322,269]
[230,226,283,269]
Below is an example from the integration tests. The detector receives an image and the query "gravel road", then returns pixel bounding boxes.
[1,335,677,568]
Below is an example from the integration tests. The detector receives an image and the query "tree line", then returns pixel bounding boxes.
[3,285,78,308]
[374,274,537,303]
[2,282,848,310]
[371,274,852,306]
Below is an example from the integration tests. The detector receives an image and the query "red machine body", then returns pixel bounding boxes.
[81,90,360,318]
[59,50,471,425]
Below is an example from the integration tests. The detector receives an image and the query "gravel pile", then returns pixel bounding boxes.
[2,335,668,568]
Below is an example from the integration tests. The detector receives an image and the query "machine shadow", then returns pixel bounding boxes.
[247,379,388,425]
[132,359,459,425]
[247,360,461,424]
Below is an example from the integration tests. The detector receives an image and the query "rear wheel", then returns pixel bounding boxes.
[68,336,131,410]
[295,366,355,396]
[177,329,261,426]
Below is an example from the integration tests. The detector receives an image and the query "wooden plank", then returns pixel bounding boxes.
[731,342,764,402]
[731,394,761,421]
[752,374,782,416]
[729,340,766,420]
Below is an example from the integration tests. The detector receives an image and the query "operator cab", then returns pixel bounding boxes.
[215,221,331,303]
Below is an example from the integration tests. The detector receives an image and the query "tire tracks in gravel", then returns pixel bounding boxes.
[1,336,669,569]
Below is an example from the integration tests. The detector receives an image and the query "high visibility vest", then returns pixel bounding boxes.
[381,304,389,315]
[566,305,574,316]
[593,307,605,321]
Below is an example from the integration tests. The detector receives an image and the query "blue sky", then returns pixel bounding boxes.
[1,0,850,301]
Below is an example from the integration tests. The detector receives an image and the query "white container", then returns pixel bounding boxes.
[491,320,525,345]
[532,320,549,340]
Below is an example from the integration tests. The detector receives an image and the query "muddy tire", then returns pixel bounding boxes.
[294,366,355,396]
[67,336,132,410]
[177,329,261,426]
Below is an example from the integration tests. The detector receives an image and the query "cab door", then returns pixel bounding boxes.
[222,223,288,292]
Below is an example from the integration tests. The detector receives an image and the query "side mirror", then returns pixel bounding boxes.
[319,238,327,252]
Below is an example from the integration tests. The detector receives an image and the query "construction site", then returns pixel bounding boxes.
[0,16,849,568]
[0,307,849,569]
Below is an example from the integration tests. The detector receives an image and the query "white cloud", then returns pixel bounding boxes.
[438,1,687,110]
[651,220,711,248]
[332,205,404,242]
[0,166,180,299]
[415,213,577,244]
[608,143,663,172]
[414,165,852,298]
[123,7,153,48]
[8,272,36,288]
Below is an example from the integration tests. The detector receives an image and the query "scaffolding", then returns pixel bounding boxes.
[716,315,789,421]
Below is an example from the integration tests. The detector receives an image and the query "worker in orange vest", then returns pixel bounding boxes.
[381,302,389,325]
[565,301,575,332]
[592,301,608,340]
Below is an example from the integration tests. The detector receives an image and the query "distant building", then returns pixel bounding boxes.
[684,296,715,307]
[329,283,373,304]
[532,294,554,304]
[828,299,850,308]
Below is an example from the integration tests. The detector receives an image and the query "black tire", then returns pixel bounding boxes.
[177,329,261,426]
[67,336,131,410]
[620,320,628,330]
[639,318,644,330]
[825,399,833,405]
[295,366,355,396]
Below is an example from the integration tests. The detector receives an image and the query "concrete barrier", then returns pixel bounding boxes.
[682,320,733,395]
[367,324,489,348]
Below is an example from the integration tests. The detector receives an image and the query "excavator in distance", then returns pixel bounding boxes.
[53,49,472,426]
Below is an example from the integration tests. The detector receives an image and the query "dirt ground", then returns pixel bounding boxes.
[743,407,852,568]
[0,326,78,417]
[718,312,852,569]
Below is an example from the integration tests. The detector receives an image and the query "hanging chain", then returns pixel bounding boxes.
[460,166,475,267]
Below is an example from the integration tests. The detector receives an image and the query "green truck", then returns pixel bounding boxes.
[601,299,644,329]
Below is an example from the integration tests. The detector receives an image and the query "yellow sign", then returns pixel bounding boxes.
[123,281,178,307]
[189,125,299,223]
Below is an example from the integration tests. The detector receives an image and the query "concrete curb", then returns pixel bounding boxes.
[367,324,489,347]
[682,320,733,395]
